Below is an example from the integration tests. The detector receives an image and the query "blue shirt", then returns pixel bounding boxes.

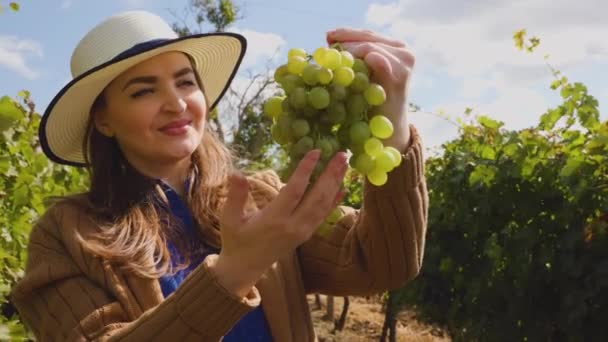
[158,182,273,341]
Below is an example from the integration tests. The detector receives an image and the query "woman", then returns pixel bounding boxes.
[11,10,427,342]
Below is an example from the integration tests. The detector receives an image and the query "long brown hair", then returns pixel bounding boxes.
[75,66,234,279]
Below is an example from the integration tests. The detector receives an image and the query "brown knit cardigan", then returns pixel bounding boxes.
[11,126,428,341]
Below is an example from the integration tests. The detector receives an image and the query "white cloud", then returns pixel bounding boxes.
[0,36,42,79]
[61,0,73,9]
[231,28,286,69]
[366,0,606,150]
[366,0,608,83]
[409,85,551,151]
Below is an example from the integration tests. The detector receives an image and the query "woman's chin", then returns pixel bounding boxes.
[161,142,198,162]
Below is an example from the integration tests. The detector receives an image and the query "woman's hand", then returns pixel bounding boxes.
[327,28,416,152]
[214,150,348,297]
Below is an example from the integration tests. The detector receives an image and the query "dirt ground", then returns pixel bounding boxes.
[308,295,451,342]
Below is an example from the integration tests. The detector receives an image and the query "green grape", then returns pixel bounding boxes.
[317,120,334,135]
[329,136,341,153]
[276,113,293,134]
[281,74,305,94]
[375,149,396,172]
[313,47,328,65]
[318,112,332,125]
[350,72,370,93]
[349,121,371,144]
[320,48,342,70]
[384,146,402,167]
[291,118,310,138]
[311,159,326,180]
[315,138,334,161]
[308,87,331,110]
[301,106,319,118]
[272,45,396,194]
[271,123,291,145]
[282,97,292,112]
[302,64,321,86]
[327,100,347,124]
[289,87,308,110]
[367,167,388,186]
[316,221,332,237]
[349,154,358,169]
[291,136,314,158]
[274,64,289,83]
[350,142,365,156]
[369,115,394,139]
[263,96,284,119]
[364,83,387,106]
[325,206,343,225]
[364,137,383,157]
[337,124,351,146]
[346,93,367,121]
[354,153,375,174]
[340,51,354,68]
[333,66,355,87]
[288,48,307,59]
[352,58,369,75]
[287,56,307,75]
[318,67,333,85]
[329,84,348,101]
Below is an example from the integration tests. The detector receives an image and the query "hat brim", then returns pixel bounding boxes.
[40,32,247,166]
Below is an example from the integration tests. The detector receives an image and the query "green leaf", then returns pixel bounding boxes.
[0,96,23,132]
[478,115,501,130]
[17,90,29,100]
[481,146,496,160]
[539,108,563,130]
[513,29,526,50]
[587,135,608,150]
[560,156,584,177]
[503,143,520,158]
[9,2,19,11]
[469,164,497,186]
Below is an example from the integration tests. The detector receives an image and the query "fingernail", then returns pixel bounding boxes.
[308,149,321,161]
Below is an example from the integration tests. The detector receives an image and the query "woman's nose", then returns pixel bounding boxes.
[162,89,187,114]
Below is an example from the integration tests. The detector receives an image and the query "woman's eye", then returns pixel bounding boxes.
[131,88,153,98]
[178,79,196,88]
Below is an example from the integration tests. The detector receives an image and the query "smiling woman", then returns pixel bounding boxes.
[10,10,428,342]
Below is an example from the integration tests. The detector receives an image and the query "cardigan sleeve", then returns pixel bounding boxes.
[10,204,260,342]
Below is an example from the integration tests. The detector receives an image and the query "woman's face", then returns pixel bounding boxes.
[95,52,207,168]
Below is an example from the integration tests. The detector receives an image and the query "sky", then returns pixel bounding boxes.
[0,0,606,152]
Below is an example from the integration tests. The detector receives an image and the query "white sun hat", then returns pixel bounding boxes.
[39,10,247,166]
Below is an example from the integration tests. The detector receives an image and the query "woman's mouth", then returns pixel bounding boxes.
[159,119,192,136]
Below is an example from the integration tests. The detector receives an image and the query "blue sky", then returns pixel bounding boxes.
[1,0,606,150]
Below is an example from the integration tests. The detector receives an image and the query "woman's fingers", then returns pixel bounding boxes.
[220,172,250,229]
[267,149,321,215]
[327,27,406,48]
[293,152,348,232]
[344,41,414,87]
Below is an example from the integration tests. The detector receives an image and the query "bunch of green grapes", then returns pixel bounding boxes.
[263,46,402,234]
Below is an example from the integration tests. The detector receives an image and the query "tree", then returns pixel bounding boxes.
[0,93,88,340]
[387,31,607,341]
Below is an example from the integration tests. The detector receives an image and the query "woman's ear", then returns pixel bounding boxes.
[93,108,115,138]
